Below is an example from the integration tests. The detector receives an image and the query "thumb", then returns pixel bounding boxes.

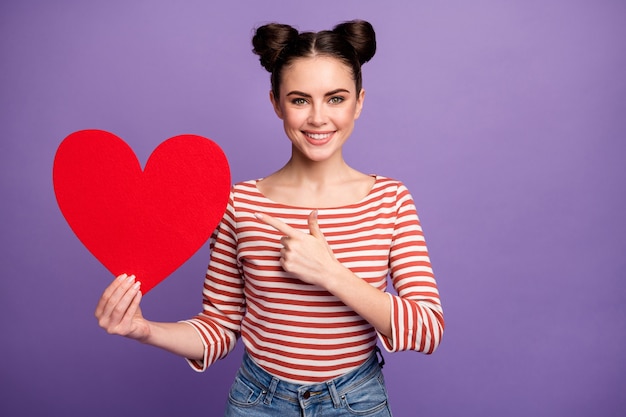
[308,210,323,239]
[309,210,335,258]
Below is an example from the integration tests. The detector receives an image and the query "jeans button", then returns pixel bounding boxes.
[303,391,311,399]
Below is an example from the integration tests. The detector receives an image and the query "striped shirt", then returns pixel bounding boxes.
[182,175,444,383]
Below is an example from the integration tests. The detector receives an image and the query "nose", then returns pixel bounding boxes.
[307,104,326,126]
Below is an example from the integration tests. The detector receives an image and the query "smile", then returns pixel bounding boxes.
[305,132,333,140]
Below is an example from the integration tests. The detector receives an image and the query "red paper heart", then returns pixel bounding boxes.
[53,130,231,294]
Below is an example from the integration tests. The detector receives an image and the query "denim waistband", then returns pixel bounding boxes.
[238,348,385,408]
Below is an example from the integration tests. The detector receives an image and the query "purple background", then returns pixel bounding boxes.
[2,1,625,416]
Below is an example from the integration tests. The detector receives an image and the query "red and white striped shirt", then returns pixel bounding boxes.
[182,176,444,383]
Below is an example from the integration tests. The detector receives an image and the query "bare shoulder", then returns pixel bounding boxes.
[346,171,376,196]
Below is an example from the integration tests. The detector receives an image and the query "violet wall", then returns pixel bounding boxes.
[1,1,625,416]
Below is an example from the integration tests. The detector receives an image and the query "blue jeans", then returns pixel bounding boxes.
[224,348,393,416]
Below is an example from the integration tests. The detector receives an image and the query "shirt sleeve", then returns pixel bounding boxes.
[378,183,445,354]
[180,191,245,371]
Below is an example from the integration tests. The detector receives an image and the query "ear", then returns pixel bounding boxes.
[354,88,366,120]
[269,90,284,120]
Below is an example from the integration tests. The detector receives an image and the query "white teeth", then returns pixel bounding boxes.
[307,133,331,140]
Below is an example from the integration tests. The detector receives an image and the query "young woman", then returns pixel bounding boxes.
[95,20,444,416]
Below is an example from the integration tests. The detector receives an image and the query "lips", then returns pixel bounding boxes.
[304,131,334,146]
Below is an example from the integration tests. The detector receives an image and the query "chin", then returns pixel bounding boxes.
[305,150,340,163]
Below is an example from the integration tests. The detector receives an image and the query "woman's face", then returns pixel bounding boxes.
[270,56,365,163]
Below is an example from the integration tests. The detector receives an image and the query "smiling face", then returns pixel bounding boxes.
[270,56,365,163]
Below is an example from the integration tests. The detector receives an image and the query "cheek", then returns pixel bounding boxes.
[282,110,307,128]
[338,108,360,125]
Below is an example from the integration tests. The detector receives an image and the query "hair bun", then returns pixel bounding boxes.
[252,23,299,72]
[333,20,376,65]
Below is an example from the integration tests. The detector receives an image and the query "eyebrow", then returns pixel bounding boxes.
[286,88,351,98]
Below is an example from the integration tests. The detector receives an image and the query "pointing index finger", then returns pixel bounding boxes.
[255,212,296,236]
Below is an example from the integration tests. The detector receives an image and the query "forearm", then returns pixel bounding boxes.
[325,263,392,339]
[141,321,205,361]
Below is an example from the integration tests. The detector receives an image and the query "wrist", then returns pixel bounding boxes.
[135,320,154,345]
[324,261,354,294]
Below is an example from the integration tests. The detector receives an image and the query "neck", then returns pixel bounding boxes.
[257,146,372,208]
[280,147,353,185]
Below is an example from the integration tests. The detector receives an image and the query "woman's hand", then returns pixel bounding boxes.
[256,210,393,337]
[255,210,343,288]
[95,273,150,342]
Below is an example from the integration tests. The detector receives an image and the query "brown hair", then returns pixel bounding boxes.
[252,20,376,98]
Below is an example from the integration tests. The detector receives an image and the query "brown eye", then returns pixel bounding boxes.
[291,98,308,105]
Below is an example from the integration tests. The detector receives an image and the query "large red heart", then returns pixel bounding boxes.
[53,130,231,294]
